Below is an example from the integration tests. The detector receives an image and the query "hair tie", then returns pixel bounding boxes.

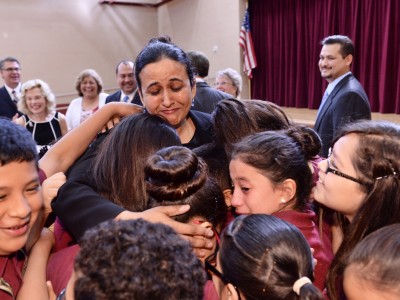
[292,277,311,295]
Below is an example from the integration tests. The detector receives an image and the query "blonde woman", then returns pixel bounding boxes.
[16,79,68,148]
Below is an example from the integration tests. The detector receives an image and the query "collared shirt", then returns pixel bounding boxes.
[5,83,21,100]
[326,71,352,95]
[119,91,134,102]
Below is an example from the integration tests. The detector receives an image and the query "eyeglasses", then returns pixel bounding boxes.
[214,81,233,87]
[1,67,21,72]
[326,148,363,185]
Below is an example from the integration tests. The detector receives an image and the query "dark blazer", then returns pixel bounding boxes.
[0,86,20,119]
[314,74,371,157]
[105,89,142,106]
[52,110,214,241]
[191,81,232,114]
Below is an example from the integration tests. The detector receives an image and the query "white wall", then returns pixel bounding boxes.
[0,0,158,103]
[0,0,248,104]
[158,0,249,98]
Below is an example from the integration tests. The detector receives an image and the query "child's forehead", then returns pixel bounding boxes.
[0,160,39,186]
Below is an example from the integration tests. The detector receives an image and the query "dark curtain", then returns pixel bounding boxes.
[250,0,400,113]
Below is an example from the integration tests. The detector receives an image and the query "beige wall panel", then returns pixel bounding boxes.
[0,0,249,103]
[0,0,158,104]
[158,0,249,98]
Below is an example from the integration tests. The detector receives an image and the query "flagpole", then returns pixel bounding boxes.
[245,0,251,98]
[240,0,256,99]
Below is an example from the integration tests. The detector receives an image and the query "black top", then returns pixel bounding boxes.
[23,112,62,146]
[0,86,21,119]
[314,74,371,157]
[52,110,214,241]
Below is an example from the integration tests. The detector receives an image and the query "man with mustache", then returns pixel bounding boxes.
[314,35,371,157]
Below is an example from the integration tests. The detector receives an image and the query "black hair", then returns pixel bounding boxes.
[231,126,321,211]
[135,36,194,91]
[220,214,324,300]
[321,35,355,58]
[145,146,227,228]
[75,218,206,300]
[186,51,209,78]
[0,118,37,167]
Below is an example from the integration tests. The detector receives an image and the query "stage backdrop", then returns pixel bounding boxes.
[250,0,400,114]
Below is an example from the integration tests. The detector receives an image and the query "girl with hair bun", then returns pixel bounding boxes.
[228,126,333,291]
[211,214,324,300]
[145,146,227,248]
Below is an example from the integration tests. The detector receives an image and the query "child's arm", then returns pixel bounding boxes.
[39,102,143,178]
[17,228,54,300]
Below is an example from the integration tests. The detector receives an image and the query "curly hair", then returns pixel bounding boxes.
[74,218,206,300]
[145,146,227,227]
[18,79,56,115]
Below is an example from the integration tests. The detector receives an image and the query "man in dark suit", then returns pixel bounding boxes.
[187,51,231,114]
[314,35,371,157]
[105,60,142,106]
[0,56,22,119]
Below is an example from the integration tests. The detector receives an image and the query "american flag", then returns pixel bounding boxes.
[239,8,257,78]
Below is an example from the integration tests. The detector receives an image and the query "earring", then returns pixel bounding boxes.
[280,198,286,203]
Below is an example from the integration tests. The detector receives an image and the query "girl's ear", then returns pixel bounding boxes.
[223,189,233,207]
[279,178,296,202]
[226,283,241,300]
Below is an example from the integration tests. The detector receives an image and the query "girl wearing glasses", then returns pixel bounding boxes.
[228,126,333,292]
[313,120,400,300]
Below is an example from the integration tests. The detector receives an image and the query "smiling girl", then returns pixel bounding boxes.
[313,120,400,299]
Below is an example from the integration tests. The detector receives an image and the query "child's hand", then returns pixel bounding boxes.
[42,172,66,215]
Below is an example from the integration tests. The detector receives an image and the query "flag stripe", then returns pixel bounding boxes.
[239,8,257,78]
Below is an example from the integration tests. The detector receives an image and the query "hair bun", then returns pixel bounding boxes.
[148,35,172,45]
[286,126,321,159]
[145,146,207,201]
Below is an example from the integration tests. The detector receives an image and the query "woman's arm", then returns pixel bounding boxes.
[57,113,69,137]
[39,102,143,178]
